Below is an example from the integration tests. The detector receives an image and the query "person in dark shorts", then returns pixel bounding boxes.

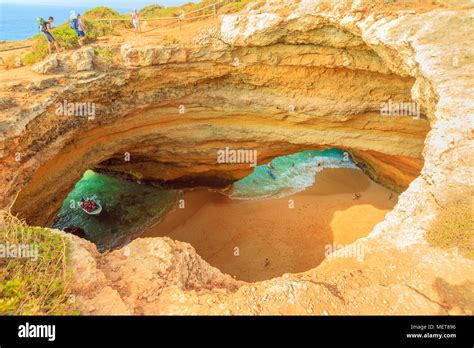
[43,17,60,54]
[75,14,86,46]
[131,8,141,36]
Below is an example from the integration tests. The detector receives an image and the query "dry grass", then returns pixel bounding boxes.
[0,211,78,315]
[426,198,474,259]
[93,46,122,70]
[1,55,22,70]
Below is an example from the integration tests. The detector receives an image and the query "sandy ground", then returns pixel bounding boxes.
[142,168,398,282]
[0,0,465,72]
[113,16,220,46]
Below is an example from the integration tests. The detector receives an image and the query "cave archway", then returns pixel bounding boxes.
[2,18,431,252]
[1,2,470,315]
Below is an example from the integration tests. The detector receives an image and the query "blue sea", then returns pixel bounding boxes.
[0,1,188,41]
[52,170,180,251]
[0,3,92,41]
[230,149,358,199]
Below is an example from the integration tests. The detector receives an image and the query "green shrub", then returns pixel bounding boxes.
[231,0,262,10]
[83,6,132,33]
[93,46,118,69]
[83,6,122,19]
[51,23,81,49]
[23,7,129,65]
[140,2,201,19]
[23,50,46,65]
[218,0,263,14]
[94,46,113,60]
[82,19,115,39]
[0,211,79,315]
[426,198,474,259]
[22,23,79,65]
[140,6,182,19]
[22,34,49,65]
[139,4,164,18]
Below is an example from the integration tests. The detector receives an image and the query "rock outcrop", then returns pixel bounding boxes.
[66,231,473,315]
[0,0,472,314]
[67,233,243,315]
[1,9,432,225]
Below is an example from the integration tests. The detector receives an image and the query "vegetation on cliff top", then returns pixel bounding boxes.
[0,211,78,315]
[83,6,123,19]
[426,198,474,259]
[140,2,196,18]
[11,1,262,67]
[139,0,259,18]
[23,7,130,65]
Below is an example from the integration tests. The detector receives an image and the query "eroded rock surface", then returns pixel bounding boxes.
[1,0,473,314]
[67,232,472,315]
[0,3,436,225]
[67,234,243,315]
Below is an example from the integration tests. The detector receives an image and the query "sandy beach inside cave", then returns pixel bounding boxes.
[142,168,398,282]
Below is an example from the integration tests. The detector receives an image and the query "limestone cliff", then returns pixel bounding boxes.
[0,3,432,225]
[0,0,472,314]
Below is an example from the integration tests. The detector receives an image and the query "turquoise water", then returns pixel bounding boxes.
[230,149,358,199]
[52,170,179,251]
[52,149,357,250]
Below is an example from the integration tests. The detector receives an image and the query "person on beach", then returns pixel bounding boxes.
[352,192,361,200]
[266,162,275,170]
[131,8,141,36]
[75,14,87,46]
[264,258,270,268]
[42,17,61,55]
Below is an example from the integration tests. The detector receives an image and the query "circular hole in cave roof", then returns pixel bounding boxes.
[53,148,399,282]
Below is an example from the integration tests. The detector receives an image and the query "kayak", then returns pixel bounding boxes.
[80,198,102,215]
[81,204,102,215]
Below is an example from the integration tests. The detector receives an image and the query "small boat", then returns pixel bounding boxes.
[265,168,276,180]
[80,198,102,215]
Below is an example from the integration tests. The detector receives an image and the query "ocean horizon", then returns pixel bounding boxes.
[0,3,135,41]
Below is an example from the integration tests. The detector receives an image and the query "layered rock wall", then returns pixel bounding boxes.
[0,0,472,315]
[0,2,432,225]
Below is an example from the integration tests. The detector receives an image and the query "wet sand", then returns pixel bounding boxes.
[141,168,398,282]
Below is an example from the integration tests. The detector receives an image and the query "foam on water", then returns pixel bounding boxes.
[52,170,179,251]
[52,149,357,250]
[229,149,359,200]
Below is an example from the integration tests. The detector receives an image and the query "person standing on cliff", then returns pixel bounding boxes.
[42,17,61,55]
[131,8,141,37]
[75,14,87,46]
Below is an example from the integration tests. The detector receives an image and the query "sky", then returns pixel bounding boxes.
[0,0,192,10]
